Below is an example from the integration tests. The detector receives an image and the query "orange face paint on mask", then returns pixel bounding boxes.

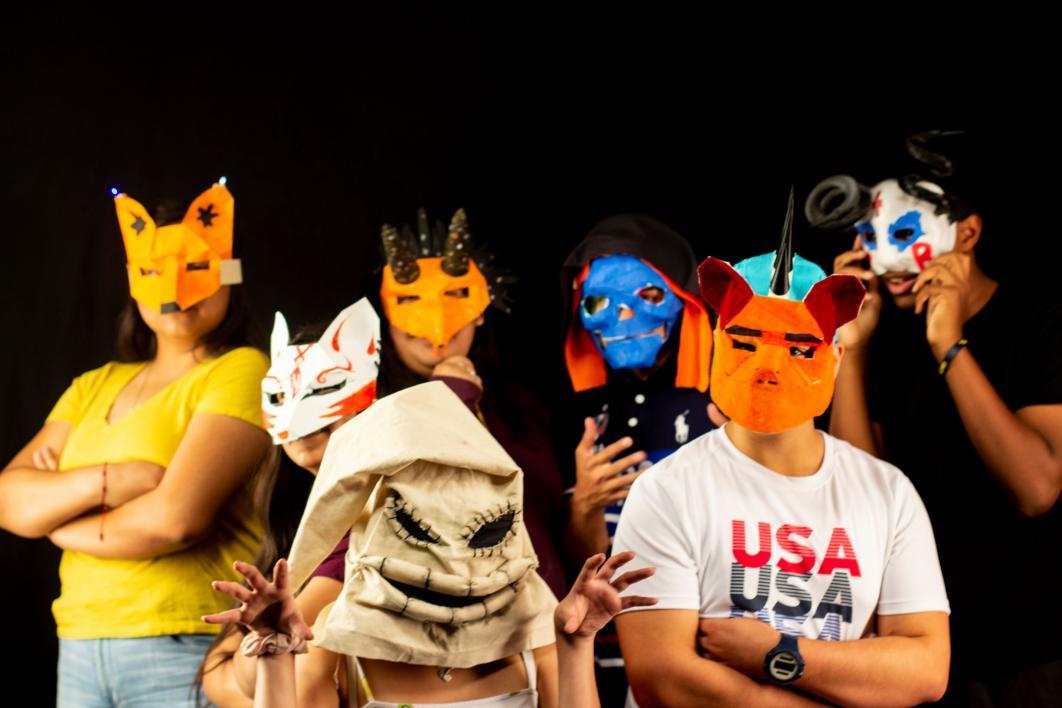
[380,257,491,350]
[698,257,865,433]
[114,183,240,313]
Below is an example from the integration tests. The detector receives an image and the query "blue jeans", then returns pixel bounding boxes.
[57,635,216,707]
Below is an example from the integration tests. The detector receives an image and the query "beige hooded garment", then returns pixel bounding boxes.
[287,381,557,668]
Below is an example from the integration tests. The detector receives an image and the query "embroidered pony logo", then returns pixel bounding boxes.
[674,409,690,444]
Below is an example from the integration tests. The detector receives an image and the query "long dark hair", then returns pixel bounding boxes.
[193,325,321,705]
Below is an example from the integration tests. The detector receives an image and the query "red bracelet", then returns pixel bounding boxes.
[99,462,109,541]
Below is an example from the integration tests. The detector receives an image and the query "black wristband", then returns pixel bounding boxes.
[938,337,969,376]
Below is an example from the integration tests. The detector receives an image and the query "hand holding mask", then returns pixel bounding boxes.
[912,251,973,358]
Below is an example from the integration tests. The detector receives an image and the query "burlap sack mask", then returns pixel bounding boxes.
[287,381,557,668]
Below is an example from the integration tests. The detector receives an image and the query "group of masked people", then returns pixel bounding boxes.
[2,132,1060,707]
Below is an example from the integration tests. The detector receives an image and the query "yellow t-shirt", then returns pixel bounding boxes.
[47,346,268,639]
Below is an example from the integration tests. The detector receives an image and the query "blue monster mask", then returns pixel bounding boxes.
[579,254,683,370]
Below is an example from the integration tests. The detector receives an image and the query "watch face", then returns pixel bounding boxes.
[768,651,801,683]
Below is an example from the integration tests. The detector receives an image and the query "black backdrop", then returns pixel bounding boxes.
[1,7,1057,700]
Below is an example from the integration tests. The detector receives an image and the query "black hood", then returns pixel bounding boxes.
[561,214,700,319]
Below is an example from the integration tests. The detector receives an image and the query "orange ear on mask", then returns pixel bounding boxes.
[182,184,235,260]
[565,260,711,393]
[114,182,240,313]
[697,256,864,339]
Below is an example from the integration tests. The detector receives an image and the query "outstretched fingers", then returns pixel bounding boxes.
[620,595,658,610]
[610,566,655,594]
[595,550,636,582]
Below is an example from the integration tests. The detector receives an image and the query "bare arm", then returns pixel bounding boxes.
[914,253,1062,516]
[48,413,269,558]
[200,630,253,708]
[566,419,647,559]
[554,553,658,707]
[942,349,1062,516]
[202,576,343,704]
[0,420,98,537]
[828,242,884,457]
[799,612,949,706]
[535,644,559,708]
[253,654,298,708]
[0,422,163,537]
[205,560,317,708]
[829,347,882,457]
[236,578,342,699]
[617,610,823,707]
[699,612,949,707]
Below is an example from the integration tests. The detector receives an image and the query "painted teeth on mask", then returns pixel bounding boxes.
[599,324,667,345]
[363,555,536,598]
[362,554,537,624]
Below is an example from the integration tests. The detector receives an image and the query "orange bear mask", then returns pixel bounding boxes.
[114,182,241,313]
[698,257,864,433]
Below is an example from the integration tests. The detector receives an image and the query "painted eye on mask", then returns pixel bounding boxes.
[789,345,815,359]
[463,502,518,556]
[397,295,420,305]
[726,325,759,353]
[390,494,440,546]
[186,261,209,271]
[265,391,286,406]
[582,295,610,316]
[302,379,347,399]
[888,211,925,248]
[139,267,161,276]
[444,287,470,298]
[469,511,515,548]
[637,286,665,304]
[855,222,877,250]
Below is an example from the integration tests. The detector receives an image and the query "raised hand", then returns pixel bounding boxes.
[203,558,313,642]
[431,355,483,390]
[572,418,647,517]
[833,236,881,351]
[555,551,657,639]
[912,251,972,359]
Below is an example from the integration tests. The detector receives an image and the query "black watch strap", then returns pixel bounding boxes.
[764,633,804,685]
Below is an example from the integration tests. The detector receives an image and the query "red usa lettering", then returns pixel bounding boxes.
[731,520,862,577]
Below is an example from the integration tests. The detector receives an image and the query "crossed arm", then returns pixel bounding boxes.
[2,413,269,555]
[617,609,948,707]
[46,413,269,558]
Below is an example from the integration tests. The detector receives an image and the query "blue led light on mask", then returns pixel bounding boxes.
[579,254,682,370]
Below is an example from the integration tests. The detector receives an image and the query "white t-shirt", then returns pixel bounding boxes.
[613,427,949,640]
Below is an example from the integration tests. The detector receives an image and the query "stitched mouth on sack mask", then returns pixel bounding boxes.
[597,324,666,346]
[385,578,492,608]
[361,555,536,623]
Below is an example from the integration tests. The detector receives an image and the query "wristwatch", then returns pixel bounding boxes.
[764,633,805,685]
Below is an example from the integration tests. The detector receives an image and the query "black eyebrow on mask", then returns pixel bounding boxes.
[724,326,762,337]
[785,333,824,344]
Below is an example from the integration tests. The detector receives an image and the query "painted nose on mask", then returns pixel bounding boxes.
[618,304,634,321]
[753,367,779,386]
[751,345,785,386]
